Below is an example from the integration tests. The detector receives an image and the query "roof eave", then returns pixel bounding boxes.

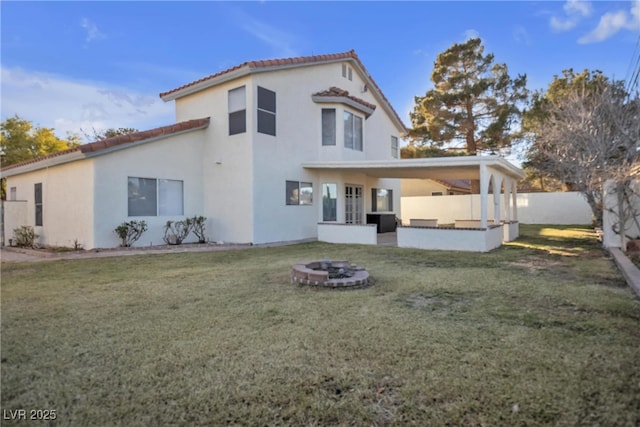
[161,67,252,102]
[1,150,85,178]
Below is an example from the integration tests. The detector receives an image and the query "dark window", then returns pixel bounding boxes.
[286,181,299,205]
[371,188,393,212]
[34,183,43,226]
[228,86,246,135]
[322,109,336,146]
[229,110,246,135]
[257,86,276,136]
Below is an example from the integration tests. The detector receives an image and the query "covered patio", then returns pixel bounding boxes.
[304,156,525,252]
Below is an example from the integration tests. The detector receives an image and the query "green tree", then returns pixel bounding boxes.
[0,115,80,199]
[410,38,528,157]
[1,115,80,166]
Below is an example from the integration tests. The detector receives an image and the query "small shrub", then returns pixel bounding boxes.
[191,216,207,243]
[163,219,193,245]
[13,226,39,248]
[114,220,148,247]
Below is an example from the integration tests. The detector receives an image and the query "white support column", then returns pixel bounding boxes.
[503,178,512,221]
[511,181,518,222]
[480,164,488,228]
[493,173,503,224]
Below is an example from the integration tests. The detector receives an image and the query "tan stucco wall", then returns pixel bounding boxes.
[4,160,95,248]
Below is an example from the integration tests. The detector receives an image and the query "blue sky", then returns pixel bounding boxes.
[1,1,639,142]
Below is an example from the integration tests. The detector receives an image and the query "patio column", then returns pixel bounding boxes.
[511,181,518,221]
[493,173,503,224]
[503,177,512,221]
[480,163,489,228]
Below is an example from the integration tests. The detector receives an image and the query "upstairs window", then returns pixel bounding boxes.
[391,136,399,158]
[34,183,43,226]
[341,64,353,81]
[9,187,16,201]
[321,109,336,146]
[344,111,363,151]
[228,86,246,135]
[257,86,276,136]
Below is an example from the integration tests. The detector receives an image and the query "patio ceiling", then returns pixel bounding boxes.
[302,156,525,181]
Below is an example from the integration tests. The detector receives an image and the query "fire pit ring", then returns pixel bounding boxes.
[291,259,369,289]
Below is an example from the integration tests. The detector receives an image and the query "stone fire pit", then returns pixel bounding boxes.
[291,259,369,289]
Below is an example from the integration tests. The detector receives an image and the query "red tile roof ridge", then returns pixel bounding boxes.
[160,51,357,99]
[2,117,210,171]
[158,50,406,133]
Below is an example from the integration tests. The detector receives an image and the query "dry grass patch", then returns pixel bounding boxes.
[2,225,639,426]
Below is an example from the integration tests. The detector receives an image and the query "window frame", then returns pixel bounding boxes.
[391,136,399,158]
[34,183,43,226]
[343,110,363,151]
[9,187,17,201]
[228,86,246,135]
[257,86,276,136]
[321,108,336,146]
[128,177,184,217]
[371,188,393,212]
[286,180,313,206]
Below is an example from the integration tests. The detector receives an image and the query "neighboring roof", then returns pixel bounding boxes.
[435,179,471,192]
[159,50,407,134]
[1,118,210,176]
[312,87,376,117]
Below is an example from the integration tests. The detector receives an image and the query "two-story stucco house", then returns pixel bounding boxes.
[1,51,407,249]
[1,50,525,252]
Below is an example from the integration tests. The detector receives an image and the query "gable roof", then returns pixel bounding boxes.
[1,118,210,175]
[159,50,407,134]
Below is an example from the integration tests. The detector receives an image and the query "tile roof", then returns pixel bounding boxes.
[159,50,407,133]
[312,87,377,112]
[2,117,210,172]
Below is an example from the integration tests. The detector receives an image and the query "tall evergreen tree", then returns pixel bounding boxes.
[410,38,528,157]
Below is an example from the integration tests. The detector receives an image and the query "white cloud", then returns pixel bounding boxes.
[549,0,592,31]
[80,18,106,43]
[231,9,299,57]
[564,0,592,17]
[579,0,640,43]
[1,67,174,140]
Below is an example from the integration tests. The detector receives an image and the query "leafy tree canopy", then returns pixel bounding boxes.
[1,115,80,167]
[410,38,528,156]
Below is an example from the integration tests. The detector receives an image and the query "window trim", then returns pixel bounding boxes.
[228,86,246,135]
[286,180,313,206]
[257,86,276,136]
[371,188,393,212]
[391,136,399,158]
[343,110,363,151]
[321,108,336,146]
[34,183,43,226]
[128,177,184,217]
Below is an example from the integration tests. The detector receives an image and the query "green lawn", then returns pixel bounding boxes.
[2,225,639,426]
